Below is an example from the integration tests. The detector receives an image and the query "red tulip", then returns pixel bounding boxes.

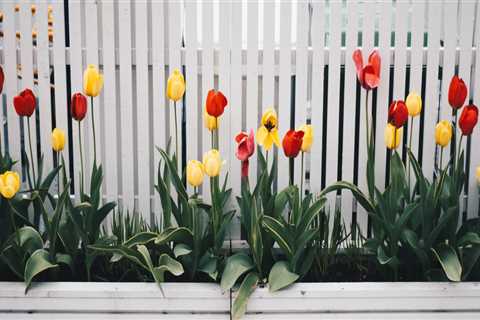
[71,92,87,121]
[13,88,36,117]
[388,100,408,128]
[353,49,381,90]
[235,130,255,177]
[448,75,467,109]
[282,130,304,158]
[0,66,4,94]
[206,89,228,118]
[459,104,478,136]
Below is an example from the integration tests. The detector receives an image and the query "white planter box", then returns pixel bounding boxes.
[1,282,480,319]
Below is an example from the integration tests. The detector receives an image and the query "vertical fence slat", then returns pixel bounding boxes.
[35,1,53,176]
[262,1,275,109]
[118,0,135,210]
[278,0,292,191]
[310,1,325,196]
[3,2,21,171]
[423,2,442,181]
[19,1,37,181]
[151,0,166,223]
[51,1,70,188]
[101,0,118,205]
[229,0,243,240]
[185,0,199,194]
[69,0,84,200]
[135,0,151,219]
[246,1,259,184]
[342,0,359,232]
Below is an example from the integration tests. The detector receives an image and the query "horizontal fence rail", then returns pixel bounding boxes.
[1,0,480,240]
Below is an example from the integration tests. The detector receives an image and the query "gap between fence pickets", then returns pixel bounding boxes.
[4,46,472,72]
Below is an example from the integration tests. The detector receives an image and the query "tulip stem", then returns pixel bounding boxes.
[365,90,370,151]
[78,122,85,195]
[300,152,304,198]
[90,97,97,165]
[27,117,36,184]
[266,150,269,168]
[408,117,414,192]
[457,134,464,170]
[440,148,444,171]
[174,101,179,170]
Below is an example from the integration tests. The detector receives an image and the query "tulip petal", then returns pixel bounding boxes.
[368,50,381,77]
[352,49,364,81]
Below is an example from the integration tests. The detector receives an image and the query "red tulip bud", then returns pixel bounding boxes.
[388,100,408,128]
[206,89,228,118]
[448,75,467,109]
[282,130,304,158]
[71,92,88,121]
[459,104,478,136]
[13,88,36,117]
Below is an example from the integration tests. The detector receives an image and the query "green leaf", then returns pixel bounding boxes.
[24,249,58,292]
[221,253,254,291]
[123,232,159,247]
[88,244,149,270]
[18,226,44,254]
[268,261,299,292]
[377,246,394,265]
[155,227,193,246]
[318,181,375,213]
[174,243,192,258]
[432,244,462,282]
[262,216,293,259]
[458,232,480,247]
[232,272,259,320]
[155,253,184,278]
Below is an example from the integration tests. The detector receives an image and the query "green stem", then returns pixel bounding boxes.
[78,122,85,195]
[56,151,60,196]
[408,117,414,192]
[365,90,370,151]
[8,201,20,246]
[300,152,304,198]
[90,96,97,164]
[440,148,444,171]
[215,117,219,149]
[27,117,36,184]
[457,134,464,170]
[174,101,179,170]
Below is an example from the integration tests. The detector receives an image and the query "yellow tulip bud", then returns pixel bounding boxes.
[51,128,65,152]
[476,166,480,186]
[299,124,313,152]
[204,108,218,131]
[203,149,222,177]
[406,92,422,117]
[0,171,21,199]
[435,120,452,148]
[166,69,186,102]
[384,123,402,150]
[83,64,104,97]
[187,160,204,187]
[257,108,280,150]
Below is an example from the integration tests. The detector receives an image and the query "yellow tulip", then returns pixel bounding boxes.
[51,128,65,152]
[384,123,402,150]
[0,171,20,199]
[204,108,218,131]
[187,160,204,187]
[166,69,186,102]
[256,108,280,150]
[299,124,313,152]
[435,120,452,148]
[83,64,104,97]
[406,92,422,117]
[203,149,222,177]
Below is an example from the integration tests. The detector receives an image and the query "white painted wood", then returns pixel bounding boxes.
[117,0,135,211]
[341,0,358,232]
[277,0,292,191]
[101,0,119,205]
[262,0,275,110]
[423,2,442,181]
[246,1,259,185]
[2,2,21,172]
[135,0,151,219]
[51,1,71,187]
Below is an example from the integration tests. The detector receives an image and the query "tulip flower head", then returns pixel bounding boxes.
[406,92,422,117]
[166,69,186,102]
[186,160,205,187]
[257,108,281,151]
[352,49,381,90]
[204,107,218,131]
[0,171,20,199]
[459,104,479,136]
[71,92,88,121]
[51,128,66,152]
[448,75,467,109]
[203,149,223,177]
[0,65,4,94]
[384,123,402,150]
[282,130,304,158]
[235,130,255,178]
[435,120,453,148]
[388,100,408,128]
[299,124,313,152]
[206,89,228,118]
[13,88,36,117]
[83,64,104,97]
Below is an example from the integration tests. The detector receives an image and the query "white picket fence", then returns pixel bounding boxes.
[1,0,480,240]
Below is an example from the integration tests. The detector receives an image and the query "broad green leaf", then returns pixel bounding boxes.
[155,227,193,246]
[18,226,44,254]
[156,253,184,278]
[24,249,58,292]
[221,253,254,291]
[432,244,462,282]
[319,181,375,213]
[377,246,394,265]
[198,252,217,279]
[262,216,293,259]
[268,261,299,292]
[458,232,480,247]
[462,245,480,280]
[88,244,149,270]
[232,272,259,320]
[124,232,158,247]
[174,243,192,258]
